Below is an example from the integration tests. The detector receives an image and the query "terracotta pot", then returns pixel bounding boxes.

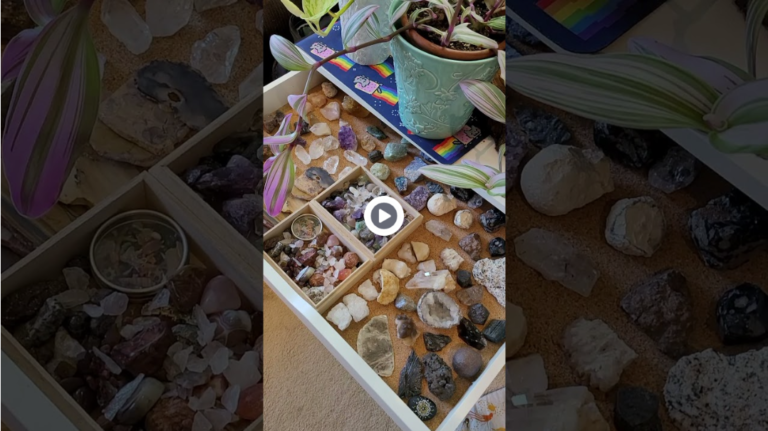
[400,13,505,61]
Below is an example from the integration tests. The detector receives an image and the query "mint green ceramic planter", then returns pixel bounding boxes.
[390,34,499,139]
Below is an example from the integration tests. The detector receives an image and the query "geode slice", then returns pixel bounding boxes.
[417,292,461,329]
[423,333,451,352]
[689,190,768,269]
[716,283,768,345]
[398,350,423,399]
[458,318,486,350]
[357,316,394,377]
[136,60,228,130]
[423,353,456,401]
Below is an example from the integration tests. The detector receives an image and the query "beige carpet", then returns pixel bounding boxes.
[264,285,505,430]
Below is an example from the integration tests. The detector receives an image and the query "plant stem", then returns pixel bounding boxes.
[311,21,419,69]
[484,0,503,21]
[442,0,464,46]
[330,0,357,18]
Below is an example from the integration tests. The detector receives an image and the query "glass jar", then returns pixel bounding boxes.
[338,0,391,65]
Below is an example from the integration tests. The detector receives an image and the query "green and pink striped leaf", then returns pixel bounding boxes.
[263,149,295,217]
[746,0,768,77]
[459,79,504,123]
[288,94,309,122]
[418,165,489,189]
[450,24,498,49]
[341,5,379,48]
[706,79,768,153]
[264,115,298,151]
[1,27,42,87]
[25,0,67,26]
[270,35,312,71]
[2,1,100,218]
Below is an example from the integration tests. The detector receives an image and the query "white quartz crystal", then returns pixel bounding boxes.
[342,294,370,322]
[382,259,411,279]
[326,303,353,330]
[101,0,152,55]
[146,0,193,37]
[357,279,379,301]
[191,26,241,84]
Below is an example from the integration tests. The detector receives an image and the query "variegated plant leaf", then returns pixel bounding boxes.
[2,1,100,218]
[486,16,505,31]
[25,0,66,26]
[341,5,379,48]
[746,0,768,77]
[707,79,768,127]
[449,24,498,49]
[463,159,499,176]
[1,27,42,86]
[264,114,298,150]
[288,94,309,121]
[628,37,747,93]
[418,165,489,189]
[270,35,312,71]
[264,149,295,217]
[497,50,505,84]
[708,122,768,154]
[506,53,720,130]
[459,80,504,123]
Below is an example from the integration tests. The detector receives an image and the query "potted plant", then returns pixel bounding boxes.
[265,0,506,216]
[505,0,768,157]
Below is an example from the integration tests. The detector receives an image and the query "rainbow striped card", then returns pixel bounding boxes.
[509,0,665,52]
[296,24,490,164]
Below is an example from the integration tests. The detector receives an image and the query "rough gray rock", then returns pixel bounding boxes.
[605,197,666,257]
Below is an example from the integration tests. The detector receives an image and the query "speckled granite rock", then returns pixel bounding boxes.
[473,258,505,307]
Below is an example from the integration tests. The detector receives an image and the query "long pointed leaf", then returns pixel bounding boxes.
[462,159,499,176]
[746,0,768,77]
[628,37,746,93]
[287,94,309,121]
[1,27,42,85]
[507,53,719,130]
[459,80,504,123]
[24,0,66,26]
[708,79,768,127]
[270,35,312,71]
[341,5,379,48]
[418,165,489,189]
[263,149,295,217]
[450,24,498,49]
[708,123,768,153]
[3,3,100,218]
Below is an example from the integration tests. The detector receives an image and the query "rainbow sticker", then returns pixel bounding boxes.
[537,0,636,40]
[370,61,394,78]
[328,55,354,71]
[433,137,464,161]
[372,86,398,106]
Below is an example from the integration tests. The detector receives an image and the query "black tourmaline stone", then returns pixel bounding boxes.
[515,107,571,148]
[489,237,505,257]
[467,194,484,209]
[648,146,700,193]
[456,270,472,288]
[480,208,505,233]
[422,353,456,401]
[450,186,474,202]
[468,303,490,325]
[398,350,423,399]
[394,176,408,194]
[716,283,768,345]
[297,117,310,135]
[482,319,505,343]
[423,333,451,352]
[368,150,383,163]
[408,396,437,421]
[426,181,444,195]
[458,318,486,350]
[614,386,662,431]
[593,122,673,169]
[366,125,387,140]
[689,190,768,269]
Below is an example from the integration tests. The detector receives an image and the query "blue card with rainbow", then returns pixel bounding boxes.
[296,24,490,164]
[509,0,665,53]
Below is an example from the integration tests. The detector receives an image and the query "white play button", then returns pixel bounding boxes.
[378,209,391,223]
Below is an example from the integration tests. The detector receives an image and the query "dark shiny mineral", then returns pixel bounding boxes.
[620,269,692,358]
[648,146,700,193]
[593,122,672,169]
[456,270,472,288]
[422,353,456,401]
[2,278,67,327]
[614,386,662,431]
[368,150,383,163]
[169,265,208,312]
[394,176,408,194]
[450,186,474,202]
[480,208,505,233]
[398,350,423,399]
[468,303,490,325]
[366,125,387,140]
[423,333,451,352]
[716,283,768,345]
[426,182,444,195]
[489,237,505,257]
[506,123,528,188]
[221,194,261,236]
[689,190,768,269]
[404,186,430,211]
[482,319,505,343]
[13,298,66,348]
[515,107,571,148]
[408,396,437,421]
[458,318,486,350]
[110,320,174,375]
[468,194,484,209]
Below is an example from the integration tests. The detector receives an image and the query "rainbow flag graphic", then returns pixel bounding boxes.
[372,86,398,106]
[370,60,394,78]
[537,0,636,40]
[433,137,464,161]
[328,55,354,71]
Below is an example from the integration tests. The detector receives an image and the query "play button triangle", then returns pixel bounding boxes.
[378,209,391,222]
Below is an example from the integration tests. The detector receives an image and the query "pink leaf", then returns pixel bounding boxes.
[263,149,295,217]
[287,95,308,121]
[263,155,277,175]
[24,0,66,26]
[1,27,42,84]
[2,2,100,218]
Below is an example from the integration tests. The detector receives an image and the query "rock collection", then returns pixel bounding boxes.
[5,254,263,429]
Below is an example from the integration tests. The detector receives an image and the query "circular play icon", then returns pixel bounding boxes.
[364,196,404,237]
